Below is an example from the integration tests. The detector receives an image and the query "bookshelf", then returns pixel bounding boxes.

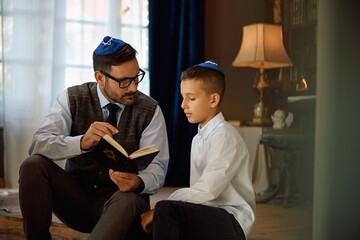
[282,0,317,95]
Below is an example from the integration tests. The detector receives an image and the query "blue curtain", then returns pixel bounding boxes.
[149,0,204,186]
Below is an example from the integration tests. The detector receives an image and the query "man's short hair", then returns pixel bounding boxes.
[93,43,137,72]
[181,66,225,103]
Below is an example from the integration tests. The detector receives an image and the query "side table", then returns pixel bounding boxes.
[258,130,313,207]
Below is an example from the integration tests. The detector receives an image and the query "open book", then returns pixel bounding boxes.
[93,134,159,173]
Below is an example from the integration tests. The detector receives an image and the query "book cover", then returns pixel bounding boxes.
[93,135,159,173]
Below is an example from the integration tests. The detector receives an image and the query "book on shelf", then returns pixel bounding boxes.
[93,134,159,173]
[290,0,317,26]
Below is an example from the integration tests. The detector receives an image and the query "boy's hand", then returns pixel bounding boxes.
[80,121,118,150]
[109,170,141,192]
[141,209,155,233]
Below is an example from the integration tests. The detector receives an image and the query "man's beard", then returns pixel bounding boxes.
[119,92,137,105]
[104,85,136,106]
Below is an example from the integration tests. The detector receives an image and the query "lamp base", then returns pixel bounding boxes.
[252,101,271,125]
[252,68,272,126]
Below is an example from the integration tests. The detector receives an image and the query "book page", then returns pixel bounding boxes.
[133,145,155,153]
[103,134,128,157]
[129,146,159,159]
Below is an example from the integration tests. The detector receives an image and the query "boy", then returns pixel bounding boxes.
[140,60,256,240]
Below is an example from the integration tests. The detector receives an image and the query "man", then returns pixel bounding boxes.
[19,36,169,240]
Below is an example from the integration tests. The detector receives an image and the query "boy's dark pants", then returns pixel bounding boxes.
[18,154,150,240]
[153,200,246,240]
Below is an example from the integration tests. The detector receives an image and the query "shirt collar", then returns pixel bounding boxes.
[197,112,224,140]
[97,83,124,109]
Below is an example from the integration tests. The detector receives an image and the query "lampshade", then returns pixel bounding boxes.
[232,23,292,69]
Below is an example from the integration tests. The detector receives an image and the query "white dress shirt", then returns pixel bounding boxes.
[168,112,256,238]
[29,84,169,195]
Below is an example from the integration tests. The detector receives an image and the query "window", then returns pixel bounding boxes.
[0,0,150,188]
[0,0,149,127]
[59,0,149,94]
[0,3,3,127]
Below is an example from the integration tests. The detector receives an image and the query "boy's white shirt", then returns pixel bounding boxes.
[168,112,256,238]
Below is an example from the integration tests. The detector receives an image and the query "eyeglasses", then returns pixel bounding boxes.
[100,69,145,88]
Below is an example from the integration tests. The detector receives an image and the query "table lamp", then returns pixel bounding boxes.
[232,23,292,124]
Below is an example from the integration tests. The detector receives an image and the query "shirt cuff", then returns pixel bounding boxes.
[52,135,83,159]
[137,172,157,195]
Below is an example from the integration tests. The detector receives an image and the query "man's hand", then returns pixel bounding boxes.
[80,121,118,150]
[141,209,155,233]
[109,170,142,192]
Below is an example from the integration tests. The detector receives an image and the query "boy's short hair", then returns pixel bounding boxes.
[181,66,225,103]
[92,43,137,72]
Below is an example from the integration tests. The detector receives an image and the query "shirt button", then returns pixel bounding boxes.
[93,185,98,189]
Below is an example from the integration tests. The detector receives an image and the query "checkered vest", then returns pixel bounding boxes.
[65,82,157,194]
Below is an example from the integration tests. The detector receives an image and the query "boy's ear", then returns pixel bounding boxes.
[210,93,220,108]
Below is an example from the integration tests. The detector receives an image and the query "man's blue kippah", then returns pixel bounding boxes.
[94,36,125,55]
[194,60,225,76]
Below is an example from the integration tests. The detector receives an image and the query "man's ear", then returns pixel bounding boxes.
[95,71,105,86]
[210,93,220,108]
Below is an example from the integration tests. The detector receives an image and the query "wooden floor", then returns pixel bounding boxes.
[0,201,312,240]
[0,216,90,240]
[249,200,312,240]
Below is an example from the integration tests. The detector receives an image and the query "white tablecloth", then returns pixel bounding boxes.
[237,127,270,195]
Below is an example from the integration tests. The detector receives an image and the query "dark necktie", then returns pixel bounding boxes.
[105,103,120,127]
